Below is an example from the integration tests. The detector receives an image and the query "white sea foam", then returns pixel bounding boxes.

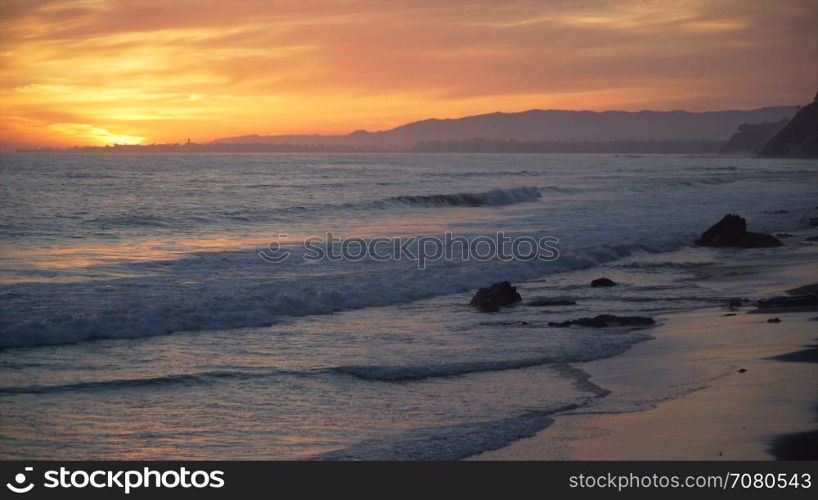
[0,238,687,348]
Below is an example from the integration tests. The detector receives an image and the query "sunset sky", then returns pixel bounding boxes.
[1,0,816,149]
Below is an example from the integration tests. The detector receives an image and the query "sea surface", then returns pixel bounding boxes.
[1,153,817,459]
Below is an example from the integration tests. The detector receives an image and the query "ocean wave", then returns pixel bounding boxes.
[612,294,739,303]
[381,186,542,208]
[0,370,254,394]
[332,345,643,382]
[83,214,175,228]
[0,358,603,395]
[429,170,545,178]
[316,363,608,460]
[0,239,689,349]
[315,410,564,460]
[0,368,323,394]
[0,347,639,396]
[316,364,611,460]
[615,261,715,270]
[72,186,549,229]
[332,357,557,381]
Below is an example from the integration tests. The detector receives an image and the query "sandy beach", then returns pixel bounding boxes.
[474,240,818,460]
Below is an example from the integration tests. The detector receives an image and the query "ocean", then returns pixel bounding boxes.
[1,153,817,459]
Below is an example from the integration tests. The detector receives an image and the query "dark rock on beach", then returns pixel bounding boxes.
[548,314,655,328]
[769,346,818,364]
[696,214,783,248]
[788,283,818,295]
[470,281,522,312]
[767,317,782,323]
[769,430,818,460]
[697,214,745,246]
[736,232,785,248]
[752,284,818,313]
[755,294,818,310]
[590,277,616,287]
[526,298,577,307]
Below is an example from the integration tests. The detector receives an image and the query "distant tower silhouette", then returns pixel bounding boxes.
[187,138,191,145]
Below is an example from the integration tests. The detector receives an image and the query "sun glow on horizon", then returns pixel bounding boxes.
[0,0,816,149]
[47,123,145,146]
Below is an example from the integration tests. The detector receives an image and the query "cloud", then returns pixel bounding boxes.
[1,0,816,147]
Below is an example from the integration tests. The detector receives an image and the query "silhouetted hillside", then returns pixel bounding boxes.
[412,138,724,154]
[759,96,818,158]
[720,118,789,154]
[216,107,796,147]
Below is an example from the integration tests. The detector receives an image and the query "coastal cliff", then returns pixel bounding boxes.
[759,94,818,158]
[720,119,788,154]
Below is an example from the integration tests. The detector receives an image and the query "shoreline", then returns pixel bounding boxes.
[472,241,818,460]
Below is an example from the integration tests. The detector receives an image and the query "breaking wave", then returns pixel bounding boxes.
[382,186,542,208]
[0,237,690,349]
[332,358,557,381]
[0,368,321,394]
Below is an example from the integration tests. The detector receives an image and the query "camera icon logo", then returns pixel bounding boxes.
[6,467,34,494]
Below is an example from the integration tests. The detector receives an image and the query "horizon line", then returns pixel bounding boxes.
[2,102,801,151]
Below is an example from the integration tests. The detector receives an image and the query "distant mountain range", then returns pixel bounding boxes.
[18,106,804,154]
[215,107,798,148]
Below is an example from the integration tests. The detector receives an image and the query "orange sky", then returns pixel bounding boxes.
[1,0,816,149]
